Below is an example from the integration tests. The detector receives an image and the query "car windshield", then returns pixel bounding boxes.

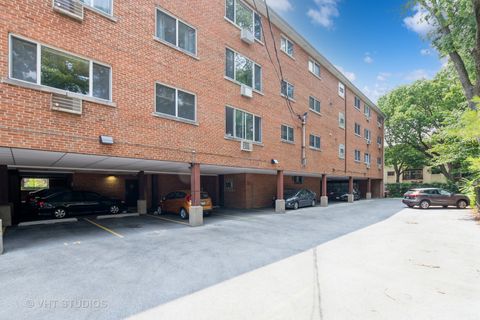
[284,190,298,198]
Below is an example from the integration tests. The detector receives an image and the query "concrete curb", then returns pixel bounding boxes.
[18,218,78,226]
[96,213,140,220]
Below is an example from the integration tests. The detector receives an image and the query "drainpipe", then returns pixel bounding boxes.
[301,112,308,167]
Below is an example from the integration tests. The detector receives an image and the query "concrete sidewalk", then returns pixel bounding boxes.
[131,207,480,320]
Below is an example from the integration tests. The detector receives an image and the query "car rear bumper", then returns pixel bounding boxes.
[402,199,419,206]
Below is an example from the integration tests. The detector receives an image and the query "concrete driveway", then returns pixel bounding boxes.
[0,199,478,319]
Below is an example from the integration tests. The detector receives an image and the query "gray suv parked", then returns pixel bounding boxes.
[402,188,469,209]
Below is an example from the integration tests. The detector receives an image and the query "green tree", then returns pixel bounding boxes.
[410,0,479,110]
[379,68,468,181]
[385,144,428,182]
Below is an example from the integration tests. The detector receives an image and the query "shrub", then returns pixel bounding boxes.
[385,182,460,198]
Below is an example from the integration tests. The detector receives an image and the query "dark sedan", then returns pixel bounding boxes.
[32,190,127,219]
[285,189,317,210]
[328,190,360,201]
[402,188,470,209]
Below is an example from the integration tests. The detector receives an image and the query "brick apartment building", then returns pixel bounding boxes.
[0,0,385,225]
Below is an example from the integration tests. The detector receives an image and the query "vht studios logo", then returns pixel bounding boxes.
[24,298,108,309]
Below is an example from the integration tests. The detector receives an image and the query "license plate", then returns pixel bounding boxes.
[201,201,206,206]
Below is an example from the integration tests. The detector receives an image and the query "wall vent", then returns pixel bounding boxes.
[52,0,84,21]
[51,94,83,115]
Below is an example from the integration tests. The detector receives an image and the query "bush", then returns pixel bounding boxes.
[385,182,460,198]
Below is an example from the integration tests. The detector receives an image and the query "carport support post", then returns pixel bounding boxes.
[275,170,285,213]
[189,163,203,227]
[321,174,328,207]
[366,178,372,199]
[347,176,354,203]
[137,171,147,214]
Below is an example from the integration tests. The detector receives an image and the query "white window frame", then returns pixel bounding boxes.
[354,123,361,136]
[81,0,114,16]
[364,128,371,142]
[354,96,361,109]
[281,124,294,143]
[354,149,361,162]
[155,7,198,57]
[364,153,371,166]
[377,136,383,146]
[225,105,262,143]
[339,144,345,159]
[280,35,294,57]
[225,0,262,41]
[308,58,321,78]
[281,80,295,100]
[377,157,382,166]
[309,96,321,114]
[338,82,345,98]
[8,34,112,102]
[339,112,345,129]
[309,134,321,150]
[225,47,262,92]
[154,81,197,123]
[364,104,371,118]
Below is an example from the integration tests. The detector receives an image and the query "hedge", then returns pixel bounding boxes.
[385,182,460,198]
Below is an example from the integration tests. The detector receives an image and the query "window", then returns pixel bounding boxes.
[309,96,320,113]
[281,125,294,142]
[225,0,262,41]
[156,8,197,56]
[403,169,423,180]
[377,115,384,127]
[354,123,361,136]
[339,112,345,128]
[338,82,345,98]
[20,178,49,191]
[364,153,371,166]
[225,106,262,142]
[80,0,113,15]
[439,189,451,196]
[387,171,395,176]
[339,144,345,159]
[377,157,382,166]
[431,166,442,175]
[281,80,294,99]
[155,83,196,122]
[280,36,294,57]
[377,136,383,146]
[354,96,361,109]
[354,149,361,162]
[364,104,371,118]
[308,59,321,77]
[364,129,371,142]
[10,35,112,101]
[309,134,321,150]
[293,176,304,184]
[225,48,262,91]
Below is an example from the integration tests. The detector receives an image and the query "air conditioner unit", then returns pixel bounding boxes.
[240,29,255,45]
[51,94,82,115]
[52,0,84,20]
[241,85,253,98]
[378,164,383,169]
[366,139,371,145]
[365,116,371,122]
[240,140,253,152]
[366,164,371,169]
[377,143,382,149]
[377,122,382,128]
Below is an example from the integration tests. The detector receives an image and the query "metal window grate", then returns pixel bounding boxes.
[52,0,84,20]
[51,94,83,115]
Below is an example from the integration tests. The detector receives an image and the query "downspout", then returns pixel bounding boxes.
[344,89,348,174]
[301,112,308,167]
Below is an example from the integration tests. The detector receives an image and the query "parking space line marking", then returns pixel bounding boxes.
[84,218,124,238]
[147,214,190,226]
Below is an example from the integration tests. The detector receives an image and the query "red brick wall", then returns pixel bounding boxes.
[72,173,126,200]
[0,0,384,181]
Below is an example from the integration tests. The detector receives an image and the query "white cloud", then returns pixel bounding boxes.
[376,72,392,81]
[403,4,436,36]
[335,65,356,82]
[307,0,340,28]
[404,69,430,81]
[266,0,293,12]
[420,48,431,56]
[364,53,374,64]
[363,84,391,104]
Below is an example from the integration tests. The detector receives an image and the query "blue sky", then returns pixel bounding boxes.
[266,0,443,103]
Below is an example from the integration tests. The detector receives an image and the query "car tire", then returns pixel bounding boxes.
[109,205,120,214]
[456,200,468,209]
[53,208,67,219]
[293,202,299,210]
[419,200,430,209]
[311,200,316,207]
[157,206,164,215]
[179,208,188,220]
